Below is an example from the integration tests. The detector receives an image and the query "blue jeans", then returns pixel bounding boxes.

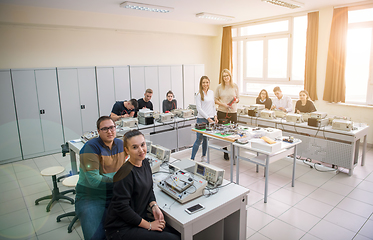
[191,118,209,160]
[75,196,110,240]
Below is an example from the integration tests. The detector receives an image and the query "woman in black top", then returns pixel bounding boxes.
[105,130,180,240]
[295,90,317,113]
[162,90,177,113]
[256,89,272,110]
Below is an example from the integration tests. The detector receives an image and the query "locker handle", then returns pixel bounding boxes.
[81,105,86,109]
[40,109,45,114]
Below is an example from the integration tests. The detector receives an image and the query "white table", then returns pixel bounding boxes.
[238,115,369,175]
[153,178,249,240]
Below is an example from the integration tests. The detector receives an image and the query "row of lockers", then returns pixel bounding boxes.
[0,64,204,163]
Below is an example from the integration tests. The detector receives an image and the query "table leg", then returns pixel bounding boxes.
[207,137,210,164]
[264,155,269,203]
[230,144,234,182]
[292,145,297,187]
[362,135,367,166]
[69,148,78,175]
[236,146,239,184]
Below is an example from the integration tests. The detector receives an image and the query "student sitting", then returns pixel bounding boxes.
[256,89,272,110]
[295,90,317,113]
[162,90,177,113]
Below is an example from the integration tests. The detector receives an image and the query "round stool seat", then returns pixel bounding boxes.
[41,166,65,176]
[62,175,79,187]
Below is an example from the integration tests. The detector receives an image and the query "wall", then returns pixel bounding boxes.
[240,6,373,145]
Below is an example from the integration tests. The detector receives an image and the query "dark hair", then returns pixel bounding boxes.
[96,116,114,130]
[273,86,281,92]
[258,89,269,99]
[166,90,174,97]
[199,76,210,101]
[123,130,144,149]
[128,99,138,109]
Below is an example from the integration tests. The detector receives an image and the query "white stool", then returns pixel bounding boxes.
[56,174,79,233]
[35,166,75,212]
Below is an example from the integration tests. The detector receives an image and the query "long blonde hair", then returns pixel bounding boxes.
[220,69,234,89]
[199,76,210,101]
[300,90,311,100]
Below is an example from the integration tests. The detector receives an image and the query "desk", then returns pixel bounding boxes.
[238,115,369,175]
[153,178,249,240]
[233,140,301,203]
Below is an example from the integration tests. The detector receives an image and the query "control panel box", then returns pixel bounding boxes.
[260,110,275,119]
[194,162,225,186]
[286,113,303,123]
[332,119,353,131]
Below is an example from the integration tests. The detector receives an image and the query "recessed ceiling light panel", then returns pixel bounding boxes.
[196,12,235,21]
[261,0,304,9]
[120,1,174,13]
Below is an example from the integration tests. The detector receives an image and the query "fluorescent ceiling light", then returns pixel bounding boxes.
[120,1,173,13]
[261,0,304,9]
[196,12,234,21]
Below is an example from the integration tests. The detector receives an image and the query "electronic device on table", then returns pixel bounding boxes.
[138,109,154,125]
[185,203,205,214]
[149,144,171,162]
[194,162,224,186]
[286,113,303,123]
[147,155,162,173]
[188,104,198,116]
[180,109,194,118]
[260,110,275,119]
[116,127,131,138]
[248,104,264,117]
[195,122,206,130]
[81,131,98,143]
[157,170,207,204]
[263,128,282,139]
[145,139,152,153]
[157,112,174,123]
[308,117,329,127]
[274,110,287,118]
[169,158,196,173]
[332,119,353,131]
[310,112,327,119]
[171,109,183,117]
[301,113,311,122]
[116,118,138,128]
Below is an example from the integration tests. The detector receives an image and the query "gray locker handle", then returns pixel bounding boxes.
[81,105,86,109]
[40,109,45,114]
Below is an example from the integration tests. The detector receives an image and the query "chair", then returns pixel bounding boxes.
[56,174,79,233]
[35,166,75,212]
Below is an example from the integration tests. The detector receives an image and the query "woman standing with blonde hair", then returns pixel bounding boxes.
[190,76,218,162]
[295,90,317,113]
[215,69,239,160]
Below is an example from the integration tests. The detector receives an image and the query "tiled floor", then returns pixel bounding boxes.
[0,146,372,240]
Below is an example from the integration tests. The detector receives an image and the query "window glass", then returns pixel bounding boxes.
[348,8,373,23]
[246,41,263,78]
[241,20,288,36]
[268,38,288,78]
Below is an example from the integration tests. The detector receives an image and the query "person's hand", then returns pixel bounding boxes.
[152,205,164,221]
[296,110,300,114]
[225,103,232,110]
[271,105,275,110]
[151,219,166,232]
[214,117,218,124]
[207,118,214,124]
[278,107,286,112]
[122,114,129,118]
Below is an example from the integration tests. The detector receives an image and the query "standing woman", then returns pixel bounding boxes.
[191,76,218,162]
[295,90,317,113]
[105,130,180,240]
[256,89,272,110]
[215,69,239,160]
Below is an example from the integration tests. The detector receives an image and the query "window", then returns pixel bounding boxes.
[345,7,373,104]
[232,16,307,97]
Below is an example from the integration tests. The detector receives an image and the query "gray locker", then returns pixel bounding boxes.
[130,66,146,100]
[96,67,116,116]
[58,67,98,141]
[11,69,63,159]
[113,66,131,102]
[144,66,160,112]
[171,66,183,108]
[0,70,22,163]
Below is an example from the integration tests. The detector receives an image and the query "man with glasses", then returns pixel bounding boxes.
[110,99,138,121]
[75,116,125,240]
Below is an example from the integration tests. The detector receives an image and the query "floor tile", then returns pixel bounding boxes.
[20,182,50,197]
[18,175,46,188]
[248,180,281,196]
[0,179,20,192]
[268,188,305,206]
[36,224,82,240]
[320,180,355,196]
[356,180,373,193]
[308,188,345,206]
[0,187,23,203]
[294,197,334,218]
[247,232,271,240]
[348,188,373,205]
[31,211,69,236]
[299,233,322,240]
[358,219,373,239]
[0,208,30,231]
[0,197,27,215]
[0,221,36,240]
[283,180,317,196]
[27,202,65,220]
[278,207,321,232]
[246,207,275,231]
[330,173,363,188]
[336,197,373,218]
[296,171,335,187]
[15,169,41,180]
[247,190,264,206]
[253,198,292,218]
[259,219,306,240]
[353,234,372,240]
[324,208,367,232]
[308,219,356,240]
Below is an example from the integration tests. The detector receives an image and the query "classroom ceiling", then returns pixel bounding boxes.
[0,0,370,25]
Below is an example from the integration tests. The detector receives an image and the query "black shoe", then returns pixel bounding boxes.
[223,147,229,160]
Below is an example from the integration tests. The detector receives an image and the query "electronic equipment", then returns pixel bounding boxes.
[149,144,171,162]
[308,117,329,127]
[157,170,207,204]
[145,139,152,153]
[195,122,206,130]
[274,110,287,118]
[332,119,353,131]
[260,110,275,119]
[169,158,196,173]
[171,109,183,117]
[138,109,154,118]
[116,118,138,128]
[185,204,205,214]
[250,104,265,110]
[188,104,198,116]
[147,157,162,173]
[81,131,98,143]
[194,162,224,186]
[310,112,327,119]
[180,109,194,118]
[286,113,303,123]
[263,128,282,139]
[138,116,154,125]
[116,127,131,138]
[237,107,245,115]
[250,138,281,153]
[248,104,265,117]
[158,112,174,122]
[301,113,311,122]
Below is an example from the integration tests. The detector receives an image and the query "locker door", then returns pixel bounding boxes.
[58,68,83,141]
[114,66,131,102]
[34,69,64,153]
[96,67,116,116]
[0,70,22,162]
[78,68,98,133]
[171,66,183,109]
[158,66,172,113]
[129,66,145,100]
[11,70,44,157]
[183,65,195,108]
[144,66,159,112]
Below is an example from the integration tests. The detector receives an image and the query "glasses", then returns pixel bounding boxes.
[99,125,116,132]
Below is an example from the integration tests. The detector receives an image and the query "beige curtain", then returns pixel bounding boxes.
[219,26,232,83]
[323,7,348,103]
[304,11,319,100]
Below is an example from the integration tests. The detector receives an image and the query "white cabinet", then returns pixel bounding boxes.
[129,66,146,100]
[158,65,183,111]
[96,66,131,116]
[144,66,160,112]
[183,64,205,108]
[11,69,64,159]
[58,67,99,141]
[0,70,22,163]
